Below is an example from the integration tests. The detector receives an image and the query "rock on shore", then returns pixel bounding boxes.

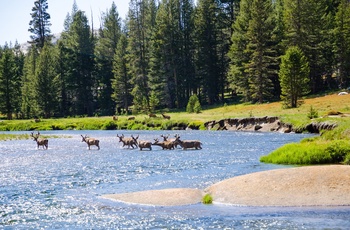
[204,116,337,133]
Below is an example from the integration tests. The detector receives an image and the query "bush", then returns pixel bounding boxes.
[202,194,213,204]
[307,106,318,119]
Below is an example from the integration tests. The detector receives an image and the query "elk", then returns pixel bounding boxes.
[161,113,171,120]
[152,138,175,150]
[161,134,180,148]
[132,135,152,151]
[117,134,138,149]
[128,116,135,120]
[113,115,118,121]
[81,135,100,150]
[31,132,48,149]
[148,113,157,118]
[174,136,202,150]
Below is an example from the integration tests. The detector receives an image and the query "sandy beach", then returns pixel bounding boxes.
[102,165,350,207]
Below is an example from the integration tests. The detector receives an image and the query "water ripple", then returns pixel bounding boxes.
[1,130,349,229]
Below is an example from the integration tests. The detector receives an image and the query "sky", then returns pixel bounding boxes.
[0,0,130,45]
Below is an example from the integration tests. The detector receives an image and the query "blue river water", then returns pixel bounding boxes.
[1,130,350,229]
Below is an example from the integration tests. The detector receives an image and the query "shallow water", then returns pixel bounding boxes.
[1,130,349,229]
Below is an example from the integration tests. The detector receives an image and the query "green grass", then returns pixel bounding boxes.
[260,118,350,165]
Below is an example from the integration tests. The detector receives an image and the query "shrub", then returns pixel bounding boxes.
[307,106,318,119]
[202,194,213,204]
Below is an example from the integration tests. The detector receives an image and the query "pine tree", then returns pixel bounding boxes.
[28,0,52,49]
[127,0,156,113]
[112,34,133,114]
[60,8,95,116]
[279,46,310,108]
[0,46,19,119]
[148,0,170,109]
[194,0,220,104]
[333,0,350,89]
[283,0,329,93]
[95,2,122,115]
[34,43,58,118]
[227,0,253,102]
[149,0,195,109]
[216,0,239,103]
[13,42,25,118]
[179,0,196,106]
[21,46,39,118]
[245,0,276,103]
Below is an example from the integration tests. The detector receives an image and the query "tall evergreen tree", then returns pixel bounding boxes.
[112,33,133,114]
[34,43,58,118]
[148,1,171,109]
[0,47,19,119]
[227,0,253,102]
[149,0,195,109]
[127,0,156,112]
[28,0,52,49]
[283,0,329,93]
[61,9,95,116]
[12,42,25,118]
[245,0,276,103]
[95,2,122,115]
[194,0,221,104]
[279,46,310,108]
[179,0,196,106]
[21,47,39,118]
[216,0,239,102]
[333,0,350,89]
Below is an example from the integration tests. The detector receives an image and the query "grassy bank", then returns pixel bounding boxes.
[1,93,349,131]
[260,118,350,165]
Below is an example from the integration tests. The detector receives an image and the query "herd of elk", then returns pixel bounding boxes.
[31,132,48,149]
[29,132,201,151]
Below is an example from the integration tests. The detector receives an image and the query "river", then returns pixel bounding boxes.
[1,130,349,229]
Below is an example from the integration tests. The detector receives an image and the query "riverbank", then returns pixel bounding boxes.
[102,165,350,207]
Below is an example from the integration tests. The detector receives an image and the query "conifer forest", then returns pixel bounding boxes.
[0,0,349,119]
